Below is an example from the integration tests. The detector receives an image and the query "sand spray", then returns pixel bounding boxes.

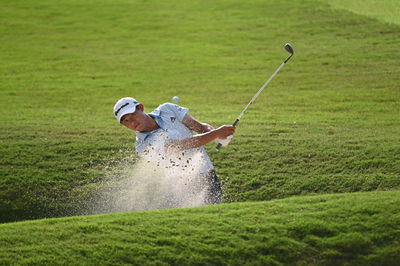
[75,148,213,216]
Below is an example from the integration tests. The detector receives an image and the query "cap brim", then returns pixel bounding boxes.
[117,105,137,123]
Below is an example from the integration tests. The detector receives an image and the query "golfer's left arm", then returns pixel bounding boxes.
[165,125,235,154]
[182,114,213,133]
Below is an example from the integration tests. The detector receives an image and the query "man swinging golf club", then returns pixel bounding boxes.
[114,43,293,206]
[113,98,235,205]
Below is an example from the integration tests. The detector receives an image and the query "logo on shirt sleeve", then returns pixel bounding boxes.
[170,117,176,123]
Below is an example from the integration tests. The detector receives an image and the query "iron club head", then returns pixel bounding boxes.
[284,43,294,54]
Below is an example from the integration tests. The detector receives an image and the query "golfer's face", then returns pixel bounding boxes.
[121,110,145,131]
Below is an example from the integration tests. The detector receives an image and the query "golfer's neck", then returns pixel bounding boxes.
[145,115,160,132]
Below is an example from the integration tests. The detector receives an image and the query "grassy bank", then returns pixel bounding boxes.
[1,191,399,265]
[321,0,400,25]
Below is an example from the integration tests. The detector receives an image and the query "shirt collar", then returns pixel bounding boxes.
[136,108,165,141]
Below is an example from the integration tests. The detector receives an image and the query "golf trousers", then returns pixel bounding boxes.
[206,169,222,204]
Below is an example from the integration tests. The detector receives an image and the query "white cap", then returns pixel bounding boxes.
[113,97,140,123]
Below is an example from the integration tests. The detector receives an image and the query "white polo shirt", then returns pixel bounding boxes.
[135,103,214,177]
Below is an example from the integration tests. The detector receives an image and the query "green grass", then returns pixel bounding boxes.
[321,0,400,25]
[1,0,399,222]
[1,0,400,263]
[1,191,399,265]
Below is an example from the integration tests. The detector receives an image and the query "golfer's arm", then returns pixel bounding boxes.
[166,131,219,153]
[182,114,211,133]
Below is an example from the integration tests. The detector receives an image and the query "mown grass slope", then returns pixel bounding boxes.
[321,0,400,25]
[1,191,399,265]
[1,0,399,223]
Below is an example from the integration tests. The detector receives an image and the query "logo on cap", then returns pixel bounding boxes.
[114,102,131,116]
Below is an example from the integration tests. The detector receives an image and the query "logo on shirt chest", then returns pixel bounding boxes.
[170,117,176,123]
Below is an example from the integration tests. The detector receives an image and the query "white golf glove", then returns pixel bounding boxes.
[215,135,233,147]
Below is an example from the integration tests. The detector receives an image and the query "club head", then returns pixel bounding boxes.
[284,43,294,54]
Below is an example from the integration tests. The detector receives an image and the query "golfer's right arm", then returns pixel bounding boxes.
[166,125,235,153]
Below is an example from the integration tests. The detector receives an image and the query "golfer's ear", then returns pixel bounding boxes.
[137,104,144,111]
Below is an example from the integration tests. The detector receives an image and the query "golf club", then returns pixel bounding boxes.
[216,43,294,151]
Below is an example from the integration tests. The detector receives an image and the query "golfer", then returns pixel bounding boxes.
[113,97,235,205]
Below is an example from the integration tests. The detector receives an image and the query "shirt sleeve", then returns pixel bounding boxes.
[161,103,189,122]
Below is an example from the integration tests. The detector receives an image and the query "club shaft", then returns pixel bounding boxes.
[237,61,286,122]
[216,54,293,151]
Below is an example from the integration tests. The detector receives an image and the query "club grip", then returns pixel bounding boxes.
[215,119,239,151]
